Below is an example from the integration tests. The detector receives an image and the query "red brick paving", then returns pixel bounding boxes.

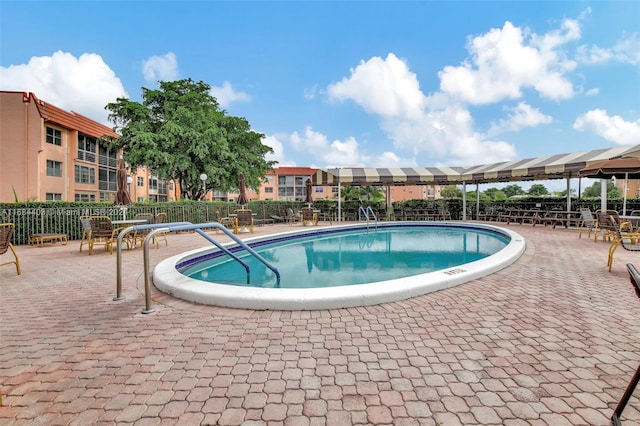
[1,222,639,425]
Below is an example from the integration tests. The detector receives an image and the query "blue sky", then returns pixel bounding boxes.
[1,1,639,190]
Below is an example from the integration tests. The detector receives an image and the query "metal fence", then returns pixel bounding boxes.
[1,203,305,245]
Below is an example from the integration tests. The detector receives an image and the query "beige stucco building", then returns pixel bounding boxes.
[0,91,173,203]
[1,91,440,204]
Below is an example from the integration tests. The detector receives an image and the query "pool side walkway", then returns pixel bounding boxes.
[1,221,639,425]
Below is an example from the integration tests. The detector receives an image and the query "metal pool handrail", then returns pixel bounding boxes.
[358,206,378,229]
[140,222,281,314]
[115,221,192,302]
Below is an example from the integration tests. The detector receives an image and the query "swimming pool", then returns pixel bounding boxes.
[153,222,525,310]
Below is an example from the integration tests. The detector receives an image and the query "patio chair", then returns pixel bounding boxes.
[88,216,122,255]
[595,211,620,242]
[286,208,299,225]
[130,213,155,248]
[606,217,640,271]
[0,223,21,275]
[153,212,169,247]
[577,208,598,239]
[216,210,234,229]
[233,209,254,234]
[79,216,92,252]
[301,207,318,226]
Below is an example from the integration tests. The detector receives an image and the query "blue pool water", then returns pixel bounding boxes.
[179,225,509,289]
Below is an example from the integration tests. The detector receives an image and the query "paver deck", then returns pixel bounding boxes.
[1,222,639,425]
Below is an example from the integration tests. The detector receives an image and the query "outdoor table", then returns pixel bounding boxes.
[543,211,581,229]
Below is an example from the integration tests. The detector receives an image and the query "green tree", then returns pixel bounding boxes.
[441,185,462,198]
[582,180,620,198]
[360,186,384,202]
[341,186,360,201]
[502,184,526,198]
[483,188,506,201]
[341,186,384,202]
[528,184,549,196]
[103,79,276,200]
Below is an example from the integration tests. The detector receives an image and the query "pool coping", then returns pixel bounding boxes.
[153,222,526,310]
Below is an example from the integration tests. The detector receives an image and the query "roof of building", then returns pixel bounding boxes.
[23,91,119,139]
[268,166,318,175]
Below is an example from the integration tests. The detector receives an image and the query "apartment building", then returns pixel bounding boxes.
[0,91,173,203]
[1,91,441,204]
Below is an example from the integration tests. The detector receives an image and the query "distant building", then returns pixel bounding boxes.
[1,91,441,204]
[0,91,173,203]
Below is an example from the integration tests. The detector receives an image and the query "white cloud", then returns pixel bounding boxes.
[577,33,640,65]
[439,19,579,104]
[327,53,427,120]
[210,81,251,109]
[303,85,318,100]
[141,52,179,82]
[488,102,552,135]
[261,134,287,165]
[290,126,368,167]
[573,109,640,145]
[326,53,517,166]
[584,88,599,96]
[288,126,418,167]
[0,50,127,124]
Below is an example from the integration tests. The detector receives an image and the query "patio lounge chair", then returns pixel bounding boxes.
[0,223,21,275]
[270,210,287,223]
[88,216,122,255]
[626,263,640,299]
[233,209,254,234]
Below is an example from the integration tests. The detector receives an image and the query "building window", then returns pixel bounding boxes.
[75,193,95,202]
[264,187,273,193]
[278,187,294,197]
[98,167,117,191]
[74,165,95,184]
[46,193,62,201]
[137,177,144,187]
[149,176,158,191]
[137,196,144,203]
[77,134,96,162]
[46,160,62,177]
[46,127,62,146]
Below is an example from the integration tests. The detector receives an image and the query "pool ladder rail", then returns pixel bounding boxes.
[358,206,378,229]
[114,221,281,314]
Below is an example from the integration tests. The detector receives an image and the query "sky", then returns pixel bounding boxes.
[1,1,639,192]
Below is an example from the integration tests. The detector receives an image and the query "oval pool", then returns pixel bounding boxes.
[153,222,525,310]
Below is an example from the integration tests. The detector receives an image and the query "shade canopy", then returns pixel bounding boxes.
[311,144,640,186]
[578,157,640,179]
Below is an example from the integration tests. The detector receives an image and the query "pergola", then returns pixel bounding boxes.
[310,144,640,221]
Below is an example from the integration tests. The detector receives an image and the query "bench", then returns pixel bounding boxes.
[29,233,68,247]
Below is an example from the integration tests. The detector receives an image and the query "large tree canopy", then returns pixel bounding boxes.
[103,79,276,200]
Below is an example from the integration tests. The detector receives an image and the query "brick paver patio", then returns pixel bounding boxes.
[1,221,639,425]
